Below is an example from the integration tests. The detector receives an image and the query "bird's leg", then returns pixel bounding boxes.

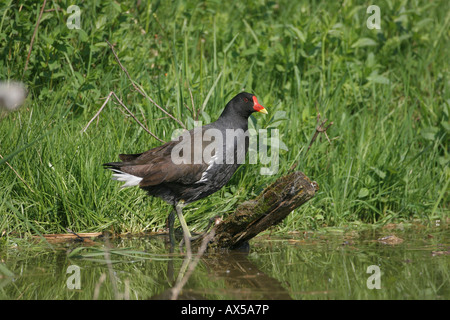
[178,215,221,248]
[168,209,176,247]
[175,201,192,248]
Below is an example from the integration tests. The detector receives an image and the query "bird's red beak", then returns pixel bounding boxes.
[253,96,268,114]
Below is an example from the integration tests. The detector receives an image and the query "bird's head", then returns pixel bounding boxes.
[222,92,268,119]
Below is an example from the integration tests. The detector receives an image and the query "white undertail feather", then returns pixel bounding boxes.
[110,169,143,188]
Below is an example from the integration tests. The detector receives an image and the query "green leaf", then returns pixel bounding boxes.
[288,25,306,43]
[271,110,288,121]
[67,246,89,258]
[78,29,89,42]
[241,47,257,56]
[275,64,286,72]
[420,126,439,141]
[367,73,390,85]
[202,111,211,124]
[371,167,386,180]
[358,188,370,198]
[352,37,377,48]
[48,60,60,71]
[0,263,14,277]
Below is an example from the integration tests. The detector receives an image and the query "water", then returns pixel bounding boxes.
[0,225,448,300]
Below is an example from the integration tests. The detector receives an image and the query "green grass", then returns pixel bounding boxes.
[0,0,448,238]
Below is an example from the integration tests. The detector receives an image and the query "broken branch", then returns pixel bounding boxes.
[81,91,165,143]
[106,40,186,130]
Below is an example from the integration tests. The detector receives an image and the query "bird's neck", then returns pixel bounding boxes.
[217,109,249,130]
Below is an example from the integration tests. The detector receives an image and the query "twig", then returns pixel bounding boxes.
[85,40,186,141]
[105,40,186,130]
[171,227,217,300]
[81,91,165,143]
[305,118,333,156]
[81,92,113,133]
[188,87,196,120]
[289,111,333,171]
[103,237,120,300]
[183,103,193,114]
[66,228,84,242]
[110,92,165,142]
[92,237,130,300]
[139,107,148,129]
[23,0,47,77]
[0,153,34,193]
[152,13,168,38]
[44,8,63,13]
[93,273,107,300]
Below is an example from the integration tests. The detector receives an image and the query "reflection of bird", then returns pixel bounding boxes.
[104,92,268,245]
[0,81,28,112]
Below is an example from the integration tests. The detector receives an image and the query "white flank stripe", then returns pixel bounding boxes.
[197,154,219,183]
[110,169,143,188]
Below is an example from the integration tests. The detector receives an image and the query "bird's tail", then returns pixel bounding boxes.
[103,153,144,188]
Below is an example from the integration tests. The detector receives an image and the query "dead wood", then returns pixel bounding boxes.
[194,171,319,249]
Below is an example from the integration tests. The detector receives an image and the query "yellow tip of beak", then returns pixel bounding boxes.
[258,108,268,114]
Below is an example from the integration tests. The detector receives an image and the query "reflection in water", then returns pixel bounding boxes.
[0,227,448,300]
[152,248,292,300]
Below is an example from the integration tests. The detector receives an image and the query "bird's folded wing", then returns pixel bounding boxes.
[115,127,216,186]
[138,162,207,186]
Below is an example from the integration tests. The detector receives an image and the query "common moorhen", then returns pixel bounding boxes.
[104,92,268,245]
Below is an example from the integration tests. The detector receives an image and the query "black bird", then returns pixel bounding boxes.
[104,92,268,244]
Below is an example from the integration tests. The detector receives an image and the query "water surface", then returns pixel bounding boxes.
[0,225,448,300]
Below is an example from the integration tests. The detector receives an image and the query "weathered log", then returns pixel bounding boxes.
[198,171,319,249]
[33,232,103,244]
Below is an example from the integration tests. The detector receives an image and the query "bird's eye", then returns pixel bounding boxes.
[243,97,249,102]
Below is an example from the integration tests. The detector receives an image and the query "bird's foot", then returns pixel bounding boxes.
[179,215,222,245]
